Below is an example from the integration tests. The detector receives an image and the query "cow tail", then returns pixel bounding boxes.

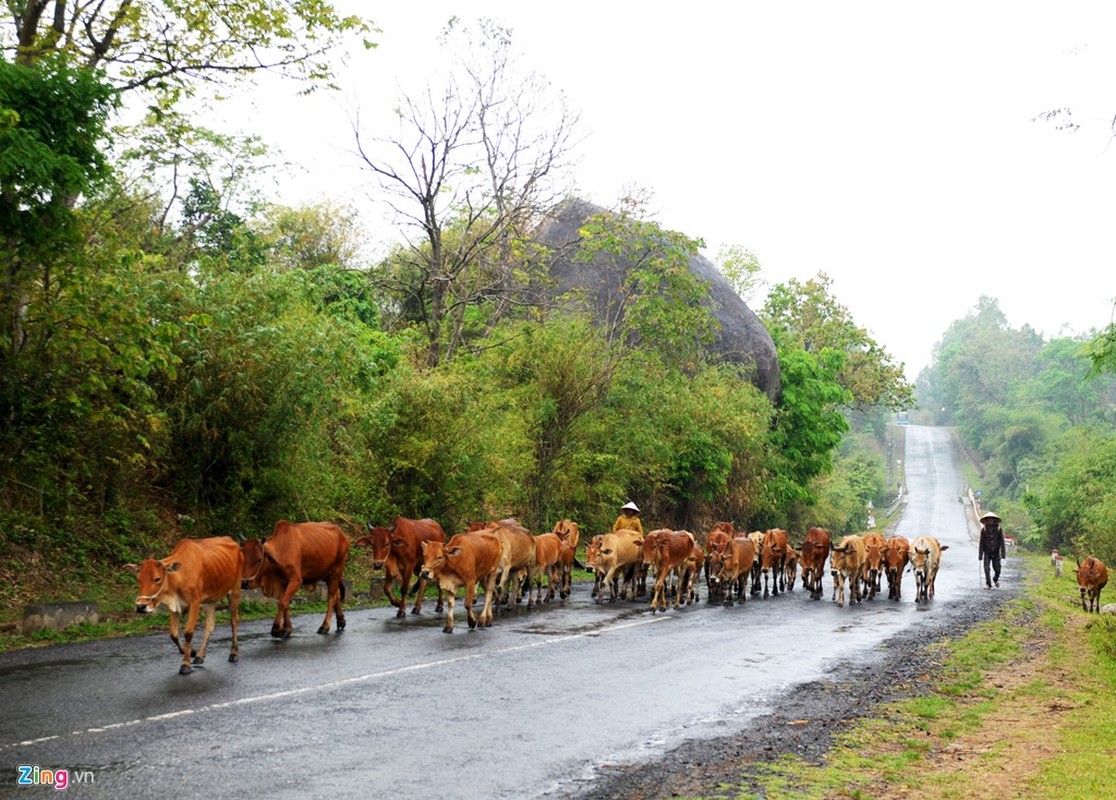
[340,580,347,602]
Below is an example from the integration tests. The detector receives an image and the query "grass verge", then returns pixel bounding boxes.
[703,552,1116,800]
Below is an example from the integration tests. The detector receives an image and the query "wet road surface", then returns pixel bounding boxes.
[0,425,1007,798]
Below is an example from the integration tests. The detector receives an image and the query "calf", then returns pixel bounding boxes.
[909,535,948,603]
[883,535,910,600]
[126,536,242,675]
[241,520,350,638]
[830,534,866,608]
[747,531,764,595]
[420,532,502,633]
[798,526,831,600]
[1076,556,1108,613]
[861,532,886,600]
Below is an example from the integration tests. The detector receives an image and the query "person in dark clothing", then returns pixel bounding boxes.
[978,511,1007,588]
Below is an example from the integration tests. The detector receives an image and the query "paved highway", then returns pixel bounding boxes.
[0,426,1009,799]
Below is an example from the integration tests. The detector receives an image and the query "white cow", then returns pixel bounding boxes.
[909,536,949,603]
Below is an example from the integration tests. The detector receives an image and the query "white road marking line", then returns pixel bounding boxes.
[3,615,667,750]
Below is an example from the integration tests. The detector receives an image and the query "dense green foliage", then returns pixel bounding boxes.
[917,296,1116,564]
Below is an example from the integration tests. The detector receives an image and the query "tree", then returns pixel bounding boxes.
[356,18,579,366]
[762,272,913,411]
[3,1,370,97]
[716,243,766,305]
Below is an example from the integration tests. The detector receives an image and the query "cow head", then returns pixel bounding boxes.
[126,558,181,614]
[361,525,393,568]
[239,539,267,589]
[420,539,446,580]
[830,545,848,577]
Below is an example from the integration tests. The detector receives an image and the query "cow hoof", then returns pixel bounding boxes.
[281,630,292,640]
[317,626,330,635]
[410,608,422,615]
[179,664,193,675]
[336,621,346,632]
[270,628,284,638]
[442,627,453,634]
[395,609,406,619]
[228,653,239,663]
[192,655,205,665]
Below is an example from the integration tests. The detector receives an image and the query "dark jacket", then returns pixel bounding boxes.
[978,523,1006,560]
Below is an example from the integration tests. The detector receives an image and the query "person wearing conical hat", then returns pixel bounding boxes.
[978,511,1006,589]
[612,501,643,535]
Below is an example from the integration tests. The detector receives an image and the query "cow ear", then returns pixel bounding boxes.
[124,563,140,574]
[391,536,406,547]
[166,562,182,573]
[939,545,949,551]
[447,546,463,557]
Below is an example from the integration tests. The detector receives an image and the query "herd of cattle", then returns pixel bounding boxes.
[125,517,963,674]
[124,515,1113,675]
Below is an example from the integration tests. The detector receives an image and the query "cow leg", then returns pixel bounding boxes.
[382,569,406,618]
[276,578,300,638]
[192,602,217,665]
[410,572,430,615]
[228,585,240,663]
[165,611,185,656]
[443,590,456,634]
[465,581,479,630]
[480,571,498,627]
[178,601,202,675]
[318,572,344,634]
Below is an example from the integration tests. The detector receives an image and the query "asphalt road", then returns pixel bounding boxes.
[0,425,1002,799]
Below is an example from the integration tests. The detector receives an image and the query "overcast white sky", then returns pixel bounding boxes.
[230,2,1116,380]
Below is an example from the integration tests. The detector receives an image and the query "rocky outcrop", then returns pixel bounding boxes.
[535,199,780,400]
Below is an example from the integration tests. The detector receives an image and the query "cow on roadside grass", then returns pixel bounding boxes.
[1076,556,1108,613]
[127,536,242,675]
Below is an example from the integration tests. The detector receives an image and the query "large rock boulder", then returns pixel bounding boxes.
[535,199,780,401]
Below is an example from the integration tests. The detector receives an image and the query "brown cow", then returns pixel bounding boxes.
[241,520,350,638]
[356,517,445,618]
[759,528,789,597]
[420,533,502,633]
[643,530,696,612]
[743,531,764,595]
[552,519,580,553]
[784,545,800,591]
[487,519,537,607]
[557,540,575,599]
[883,535,910,600]
[1075,556,1109,613]
[909,535,948,603]
[711,536,756,607]
[799,526,831,600]
[530,532,563,604]
[861,532,886,600]
[830,534,866,608]
[586,534,605,598]
[589,529,643,603]
[126,536,242,675]
[704,523,734,603]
